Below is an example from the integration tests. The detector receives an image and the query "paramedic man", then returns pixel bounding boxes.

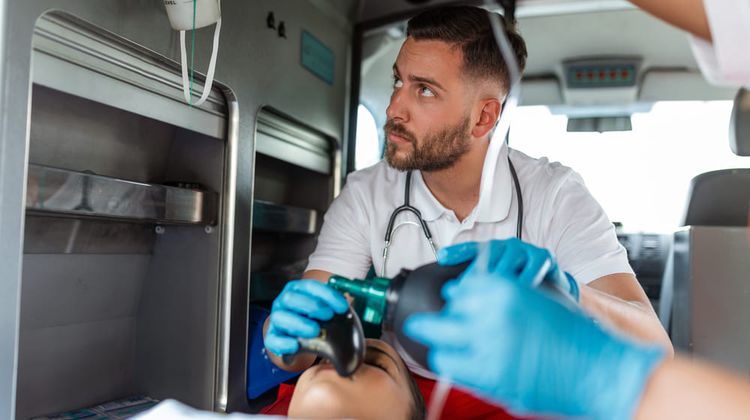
[264,5,672,378]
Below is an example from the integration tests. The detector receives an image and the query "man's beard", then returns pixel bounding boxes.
[384,117,472,172]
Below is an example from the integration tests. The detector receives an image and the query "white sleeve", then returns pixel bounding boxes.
[542,173,634,285]
[689,0,750,87]
[305,181,373,279]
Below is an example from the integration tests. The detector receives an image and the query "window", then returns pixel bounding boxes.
[355,104,382,170]
[509,101,749,232]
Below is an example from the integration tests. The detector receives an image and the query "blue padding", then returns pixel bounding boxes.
[247,305,301,400]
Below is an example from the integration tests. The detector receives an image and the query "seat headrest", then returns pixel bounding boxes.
[730,88,750,156]
[682,168,750,227]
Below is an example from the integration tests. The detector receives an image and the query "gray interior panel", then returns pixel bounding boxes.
[19,254,149,331]
[673,227,750,376]
[136,226,221,410]
[17,318,137,419]
[23,217,155,255]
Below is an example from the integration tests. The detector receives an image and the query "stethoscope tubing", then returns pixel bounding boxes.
[382,156,523,276]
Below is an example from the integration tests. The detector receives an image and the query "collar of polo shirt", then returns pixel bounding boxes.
[409,142,513,224]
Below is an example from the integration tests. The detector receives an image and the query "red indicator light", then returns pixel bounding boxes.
[587,71,594,80]
[599,71,605,80]
[621,70,630,79]
[576,72,582,80]
[610,71,617,79]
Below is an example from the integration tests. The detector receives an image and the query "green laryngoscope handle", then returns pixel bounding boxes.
[328,275,390,324]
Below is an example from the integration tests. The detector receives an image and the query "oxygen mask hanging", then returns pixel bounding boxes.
[163,0,222,106]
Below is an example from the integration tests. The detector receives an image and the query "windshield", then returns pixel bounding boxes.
[509,101,749,233]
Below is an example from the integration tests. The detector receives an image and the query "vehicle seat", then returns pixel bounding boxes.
[658,88,750,331]
[681,169,750,227]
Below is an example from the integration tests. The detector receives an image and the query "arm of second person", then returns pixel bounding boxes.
[637,356,750,419]
[628,0,711,41]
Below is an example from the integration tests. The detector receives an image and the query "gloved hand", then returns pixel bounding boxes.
[264,280,349,356]
[404,273,665,420]
[438,238,580,302]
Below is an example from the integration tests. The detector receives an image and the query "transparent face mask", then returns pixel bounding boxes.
[426,2,523,419]
[477,0,523,213]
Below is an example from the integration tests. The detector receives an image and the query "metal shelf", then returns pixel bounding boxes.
[26,164,218,225]
[252,200,318,234]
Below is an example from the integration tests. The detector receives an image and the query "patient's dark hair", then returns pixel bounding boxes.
[405,368,426,420]
[406,5,527,93]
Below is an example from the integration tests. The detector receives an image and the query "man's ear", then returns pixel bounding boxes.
[471,98,502,138]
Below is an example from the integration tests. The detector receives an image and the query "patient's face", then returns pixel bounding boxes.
[288,339,417,420]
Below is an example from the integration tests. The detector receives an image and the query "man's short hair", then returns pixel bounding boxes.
[406,5,528,93]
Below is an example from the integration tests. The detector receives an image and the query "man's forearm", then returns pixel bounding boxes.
[579,281,674,356]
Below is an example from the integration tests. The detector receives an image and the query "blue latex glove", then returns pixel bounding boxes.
[264,280,349,356]
[438,238,580,302]
[404,273,665,420]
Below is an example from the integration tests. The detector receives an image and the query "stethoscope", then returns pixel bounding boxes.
[381,155,523,276]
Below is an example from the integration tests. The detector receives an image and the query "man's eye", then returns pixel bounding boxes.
[393,77,403,88]
[419,86,435,97]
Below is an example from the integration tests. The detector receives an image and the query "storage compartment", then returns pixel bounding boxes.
[18,84,226,420]
[17,13,232,419]
[248,110,339,304]
[241,110,339,411]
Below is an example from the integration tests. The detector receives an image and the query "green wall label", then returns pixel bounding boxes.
[301,30,334,85]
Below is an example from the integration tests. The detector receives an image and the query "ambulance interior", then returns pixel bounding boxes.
[0,0,748,419]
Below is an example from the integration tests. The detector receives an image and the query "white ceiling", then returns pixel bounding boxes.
[358,0,470,25]
[358,6,736,122]
[357,0,635,24]
[520,9,693,75]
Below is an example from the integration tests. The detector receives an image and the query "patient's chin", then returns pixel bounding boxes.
[288,381,357,419]
[289,361,411,420]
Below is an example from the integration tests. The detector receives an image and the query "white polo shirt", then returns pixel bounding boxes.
[306,142,633,377]
[689,0,750,87]
[307,142,632,283]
